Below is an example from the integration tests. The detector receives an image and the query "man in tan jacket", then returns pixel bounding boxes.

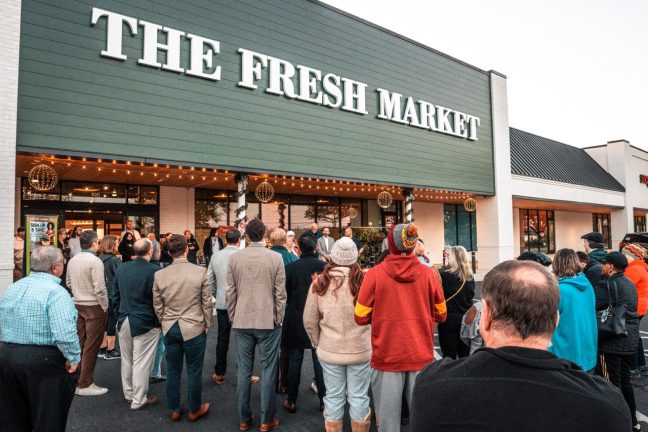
[227,218,286,431]
[153,234,212,423]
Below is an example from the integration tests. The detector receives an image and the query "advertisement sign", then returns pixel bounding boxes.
[25,215,58,275]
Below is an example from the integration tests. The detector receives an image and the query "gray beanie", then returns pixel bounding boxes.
[330,237,358,266]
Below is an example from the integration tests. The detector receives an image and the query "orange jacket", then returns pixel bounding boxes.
[625,260,648,316]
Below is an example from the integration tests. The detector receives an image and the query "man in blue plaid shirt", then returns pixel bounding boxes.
[0,246,81,432]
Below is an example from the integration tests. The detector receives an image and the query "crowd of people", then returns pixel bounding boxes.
[1,219,646,431]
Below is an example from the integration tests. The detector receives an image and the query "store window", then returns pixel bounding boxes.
[519,209,555,254]
[593,213,612,248]
[635,216,646,233]
[444,204,477,251]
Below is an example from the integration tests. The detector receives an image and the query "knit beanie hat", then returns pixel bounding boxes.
[623,243,647,260]
[388,223,418,255]
[330,237,358,266]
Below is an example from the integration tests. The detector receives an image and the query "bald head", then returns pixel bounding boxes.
[133,238,152,259]
[481,260,559,339]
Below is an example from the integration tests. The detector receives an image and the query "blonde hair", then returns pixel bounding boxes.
[269,228,287,246]
[447,246,473,283]
[98,235,119,255]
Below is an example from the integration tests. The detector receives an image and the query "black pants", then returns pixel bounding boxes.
[214,309,231,375]
[287,348,325,404]
[0,343,78,432]
[438,312,470,359]
[599,353,637,425]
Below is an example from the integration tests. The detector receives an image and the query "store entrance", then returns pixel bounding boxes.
[64,210,123,239]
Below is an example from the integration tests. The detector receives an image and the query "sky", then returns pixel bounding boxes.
[321,0,648,150]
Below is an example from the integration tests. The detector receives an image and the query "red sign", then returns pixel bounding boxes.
[641,175,648,185]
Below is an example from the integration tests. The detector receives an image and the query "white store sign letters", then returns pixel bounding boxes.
[91,7,481,141]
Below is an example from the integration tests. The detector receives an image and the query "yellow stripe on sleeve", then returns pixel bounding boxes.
[435,301,447,315]
[355,302,373,318]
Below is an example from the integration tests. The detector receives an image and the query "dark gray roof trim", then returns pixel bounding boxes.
[510,128,625,192]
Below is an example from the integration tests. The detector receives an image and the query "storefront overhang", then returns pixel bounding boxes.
[512,197,622,214]
[16,152,478,204]
[511,175,625,209]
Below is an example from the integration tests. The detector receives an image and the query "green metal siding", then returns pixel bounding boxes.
[17,0,495,194]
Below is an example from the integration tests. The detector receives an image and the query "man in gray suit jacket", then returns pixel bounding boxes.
[227,218,286,431]
[316,227,335,261]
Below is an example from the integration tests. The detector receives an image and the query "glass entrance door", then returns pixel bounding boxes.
[64,210,123,239]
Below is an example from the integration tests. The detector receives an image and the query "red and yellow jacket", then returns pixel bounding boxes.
[625,259,648,316]
[354,254,447,372]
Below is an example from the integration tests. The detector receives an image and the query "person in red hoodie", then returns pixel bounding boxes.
[355,223,446,432]
[623,243,648,378]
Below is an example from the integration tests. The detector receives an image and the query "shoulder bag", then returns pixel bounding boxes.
[596,279,628,338]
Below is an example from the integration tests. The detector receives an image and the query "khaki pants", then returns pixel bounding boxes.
[76,304,107,388]
[118,318,160,408]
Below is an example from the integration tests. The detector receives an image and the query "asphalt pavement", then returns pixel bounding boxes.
[66,313,648,432]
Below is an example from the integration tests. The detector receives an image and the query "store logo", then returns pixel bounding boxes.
[90,7,481,141]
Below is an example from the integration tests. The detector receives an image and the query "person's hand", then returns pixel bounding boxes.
[205,327,209,334]
[65,360,79,374]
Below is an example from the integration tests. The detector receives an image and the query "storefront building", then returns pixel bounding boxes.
[1,0,514,288]
[2,0,643,289]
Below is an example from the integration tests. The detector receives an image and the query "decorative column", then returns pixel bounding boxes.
[403,188,415,223]
[234,173,248,226]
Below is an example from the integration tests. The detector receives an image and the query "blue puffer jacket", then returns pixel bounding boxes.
[549,273,598,371]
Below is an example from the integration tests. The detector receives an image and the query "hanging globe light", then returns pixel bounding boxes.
[377,191,393,209]
[255,180,275,203]
[347,206,359,219]
[464,197,477,212]
[28,164,58,191]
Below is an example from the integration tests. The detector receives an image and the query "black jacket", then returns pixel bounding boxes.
[118,237,134,262]
[187,237,200,264]
[584,260,602,288]
[203,236,224,261]
[100,253,122,309]
[112,257,161,337]
[411,346,630,432]
[282,253,326,349]
[439,270,475,315]
[594,272,640,354]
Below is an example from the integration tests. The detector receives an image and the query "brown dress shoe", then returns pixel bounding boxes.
[259,417,280,431]
[187,403,210,422]
[239,415,254,431]
[211,373,225,384]
[131,395,158,410]
[170,411,182,422]
[282,399,296,414]
[250,375,260,384]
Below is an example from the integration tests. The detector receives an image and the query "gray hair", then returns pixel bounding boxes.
[150,239,161,261]
[31,246,64,273]
[133,238,152,257]
[80,230,98,249]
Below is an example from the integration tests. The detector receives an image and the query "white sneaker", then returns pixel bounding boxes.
[76,383,108,396]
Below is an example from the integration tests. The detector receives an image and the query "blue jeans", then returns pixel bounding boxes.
[215,310,231,375]
[235,327,281,424]
[287,348,325,404]
[164,322,206,413]
[320,360,370,421]
[150,336,165,378]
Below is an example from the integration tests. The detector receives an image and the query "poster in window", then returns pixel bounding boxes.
[25,215,58,276]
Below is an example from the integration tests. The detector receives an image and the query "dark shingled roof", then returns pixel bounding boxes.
[510,128,625,192]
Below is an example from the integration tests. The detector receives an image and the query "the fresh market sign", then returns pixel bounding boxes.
[91,7,481,141]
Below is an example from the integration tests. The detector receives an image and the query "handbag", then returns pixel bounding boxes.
[596,279,628,338]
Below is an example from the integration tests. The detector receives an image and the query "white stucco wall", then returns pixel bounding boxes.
[159,186,195,235]
[413,201,444,265]
[0,1,21,292]
[554,211,595,252]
